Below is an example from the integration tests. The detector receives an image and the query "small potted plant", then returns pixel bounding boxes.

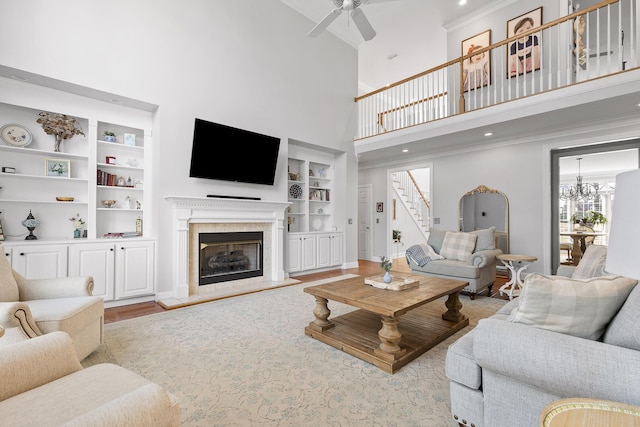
[379,255,393,283]
[69,213,85,238]
[103,131,116,142]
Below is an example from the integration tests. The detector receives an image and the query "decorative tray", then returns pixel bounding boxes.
[364,274,420,291]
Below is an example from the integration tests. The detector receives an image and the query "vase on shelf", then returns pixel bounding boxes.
[383,271,392,283]
[53,135,63,152]
[73,228,82,239]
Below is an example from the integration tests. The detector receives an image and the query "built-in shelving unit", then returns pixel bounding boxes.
[287,158,332,233]
[0,92,155,307]
[286,145,343,274]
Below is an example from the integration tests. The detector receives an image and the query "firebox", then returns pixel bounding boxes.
[198,231,263,285]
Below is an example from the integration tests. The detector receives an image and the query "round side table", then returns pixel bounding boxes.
[497,254,537,300]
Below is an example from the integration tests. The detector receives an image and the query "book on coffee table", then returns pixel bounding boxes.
[364,274,420,291]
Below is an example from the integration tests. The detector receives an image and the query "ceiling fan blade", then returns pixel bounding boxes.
[362,0,400,4]
[307,8,343,37]
[350,8,376,41]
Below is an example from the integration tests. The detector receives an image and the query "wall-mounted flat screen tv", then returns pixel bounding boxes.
[189,118,280,185]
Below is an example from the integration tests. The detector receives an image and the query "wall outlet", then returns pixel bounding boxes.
[434,218,440,224]
[348,218,353,224]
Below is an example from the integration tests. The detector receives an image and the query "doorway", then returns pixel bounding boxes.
[387,165,432,261]
[551,140,640,273]
[358,185,373,261]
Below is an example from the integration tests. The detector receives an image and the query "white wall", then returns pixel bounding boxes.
[358,0,448,93]
[358,112,640,275]
[0,0,360,294]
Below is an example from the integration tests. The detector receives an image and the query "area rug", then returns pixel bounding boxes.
[84,277,506,426]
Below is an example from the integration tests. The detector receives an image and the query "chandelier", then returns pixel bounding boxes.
[560,157,599,201]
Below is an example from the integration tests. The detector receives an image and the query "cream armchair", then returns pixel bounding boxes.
[0,246,104,360]
[0,331,179,426]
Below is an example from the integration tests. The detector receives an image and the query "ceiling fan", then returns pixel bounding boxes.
[307,0,398,42]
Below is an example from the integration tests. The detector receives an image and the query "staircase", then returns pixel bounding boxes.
[392,171,430,241]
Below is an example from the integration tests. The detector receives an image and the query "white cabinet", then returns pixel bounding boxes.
[114,241,154,299]
[68,242,115,300]
[301,235,317,271]
[289,232,343,274]
[330,233,344,267]
[318,233,344,269]
[9,244,68,279]
[317,234,332,268]
[288,235,303,273]
[68,240,154,301]
[288,234,317,272]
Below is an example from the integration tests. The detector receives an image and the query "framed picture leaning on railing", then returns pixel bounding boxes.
[461,29,491,91]
[507,7,543,77]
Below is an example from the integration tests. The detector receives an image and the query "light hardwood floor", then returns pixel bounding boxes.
[105,259,508,324]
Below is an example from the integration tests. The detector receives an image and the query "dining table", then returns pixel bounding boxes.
[559,231,607,265]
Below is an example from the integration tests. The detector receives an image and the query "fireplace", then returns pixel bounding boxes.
[199,231,263,285]
[164,196,290,298]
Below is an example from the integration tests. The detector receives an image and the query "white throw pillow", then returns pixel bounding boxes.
[440,232,477,262]
[507,273,638,340]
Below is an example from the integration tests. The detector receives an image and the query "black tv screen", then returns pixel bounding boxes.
[189,118,280,185]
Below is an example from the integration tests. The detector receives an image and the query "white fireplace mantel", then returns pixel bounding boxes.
[164,196,290,298]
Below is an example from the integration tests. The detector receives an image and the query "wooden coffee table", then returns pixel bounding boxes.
[304,273,469,374]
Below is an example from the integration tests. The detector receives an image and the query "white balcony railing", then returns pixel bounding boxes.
[355,0,638,140]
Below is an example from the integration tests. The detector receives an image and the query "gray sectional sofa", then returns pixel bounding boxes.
[406,227,502,299]
[445,245,640,427]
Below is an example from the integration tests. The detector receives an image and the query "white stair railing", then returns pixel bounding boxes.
[393,171,430,238]
[355,0,637,140]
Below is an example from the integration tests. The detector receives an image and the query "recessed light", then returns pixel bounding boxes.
[402,149,409,153]
[110,99,123,104]
[484,132,493,137]
[10,74,28,82]
[459,0,467,5]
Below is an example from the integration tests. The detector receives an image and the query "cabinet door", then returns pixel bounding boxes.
[288,235,303,273]
[301,235,317,271]
[115,241,154,299]
[317,234,332,268]
[68,243,115,300]
[10,245,68,279]
[330,233,344,266]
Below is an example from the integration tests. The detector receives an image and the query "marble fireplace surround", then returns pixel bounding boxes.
[164,196,291,299]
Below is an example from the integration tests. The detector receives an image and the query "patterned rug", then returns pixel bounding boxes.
[83,275,506,426]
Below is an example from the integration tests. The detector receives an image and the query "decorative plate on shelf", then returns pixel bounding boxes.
[289,184,303,199]
[0,123,32,147]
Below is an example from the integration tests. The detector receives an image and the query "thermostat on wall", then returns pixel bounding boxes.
[1,167,15,173]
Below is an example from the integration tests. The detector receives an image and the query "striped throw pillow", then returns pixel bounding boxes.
[507,273,638,340]
[440,232,477,262]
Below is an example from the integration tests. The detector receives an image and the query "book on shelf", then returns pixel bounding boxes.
[103,231,139,238]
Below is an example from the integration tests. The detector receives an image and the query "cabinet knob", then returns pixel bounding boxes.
[20,252,25,256]
[4,253,8,257]
[110,248,114,251]
[121,247,125,250]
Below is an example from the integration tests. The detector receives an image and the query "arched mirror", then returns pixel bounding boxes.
[459,185,509,253]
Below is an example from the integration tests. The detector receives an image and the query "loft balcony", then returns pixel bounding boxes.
[354,0,640,165]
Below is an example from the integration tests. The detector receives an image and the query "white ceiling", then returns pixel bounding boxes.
[280,0,504,48]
